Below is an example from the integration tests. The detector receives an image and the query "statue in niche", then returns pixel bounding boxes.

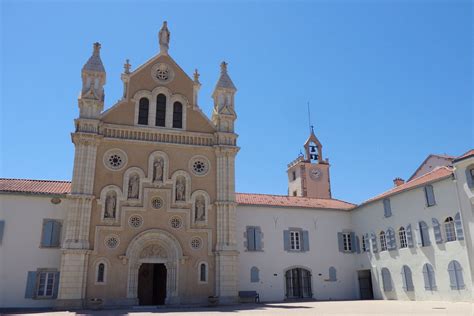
[153,158,164,182]
[195,196,206,222]
[104,192,116,219]
[128,174,139,199]
[175,177,185,202]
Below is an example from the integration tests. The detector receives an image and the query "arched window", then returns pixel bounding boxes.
[199,262,208,283]
[448,260,465,290]
[328,267,337,281]
[422,263,436,291]
[155,94,166,127]
[172,102,183,128]
[401,265,414,291]
[138,97,149,125]
[380,231,387,251]
[444,217,456,242]
[381,268,392,292]
[251,266,260,283]
[97,263,105,283]
[398,227,407,248]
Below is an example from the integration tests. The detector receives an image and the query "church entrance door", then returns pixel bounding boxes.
[137,263,167,305]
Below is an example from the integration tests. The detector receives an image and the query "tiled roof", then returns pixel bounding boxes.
[236,193,355,210]
[360,166,453,206]
[453,149,474,163]
[0,178,71,196]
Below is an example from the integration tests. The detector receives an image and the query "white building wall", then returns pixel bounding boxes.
[0,194,67,308]
[237,205,357,302]
[351,178,473,302]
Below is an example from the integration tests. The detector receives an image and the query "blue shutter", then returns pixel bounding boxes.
[24,271,37,298]
[247,227,255,251]
[424,185,436,206]
[355,235,360,253]
[337,232,344,252]
[383,198,392,217]
[423,264,436,291]
[419,221,431,247]
[448,261,465,290]
[51,221,61,247]
[371,233,378,253]
[52,272,60,299]
[432,218,443,244]
[465,168,474,188]
[250,267,259,283]
[0,220,5,244]
[283,230,290,251]
[406,224,414,248]
[329,267,337,281]
[350,232,356,253]
[401,265,414,291]
[386,228,395,250]
[454,212,464,240]
[41,220,53,247]
[302,230,310,252]
[255,227,262,251]
[365,233,370,252]
[381,268,392,291]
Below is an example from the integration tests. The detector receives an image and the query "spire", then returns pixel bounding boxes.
[158,21,170,54]
[214,61,236,92]
[82,42,105,73]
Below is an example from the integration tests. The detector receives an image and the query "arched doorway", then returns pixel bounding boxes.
[125,229,184,305]
[285,267,312,299]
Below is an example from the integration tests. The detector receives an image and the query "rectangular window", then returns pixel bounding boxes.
[342,233,352,252]
[399,230,407,248]
[0,220,5,244]
[36,272,55,298]
[361,235,366,252]
[292,191,297,197]
[424,185,436,207]
[292,171,296,181]
[290,231,301,251]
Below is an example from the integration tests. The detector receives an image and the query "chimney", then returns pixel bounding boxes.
[393,177,405,187]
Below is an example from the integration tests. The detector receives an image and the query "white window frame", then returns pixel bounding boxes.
[342,233,352,252]
[399,227,407,248]
[361,235,366,252]
[380,231,387,251]
[444,217,456,242]
[36,271,56,298]
[290,231,301,251]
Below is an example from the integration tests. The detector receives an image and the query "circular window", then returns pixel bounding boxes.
[128,215,143,228]
[151,63,174,84]
[103,149,127,171]
[151,197,164,209]
[170,216,182,229]
[189,156,210,176]
[105,235,120,249]
[190,237,202,250]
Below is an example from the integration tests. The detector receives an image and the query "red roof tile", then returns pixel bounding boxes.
[236,193,355,210]
[0,178,71,196]
[453,149,474,162]
[361,166,453,206]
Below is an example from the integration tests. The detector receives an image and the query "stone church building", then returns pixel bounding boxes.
[1,23,473,309]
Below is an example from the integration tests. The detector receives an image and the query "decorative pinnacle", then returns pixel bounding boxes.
[93,42,101,56]
[124,59,131,74]
[220,61,228,73]
[193,69,200,83]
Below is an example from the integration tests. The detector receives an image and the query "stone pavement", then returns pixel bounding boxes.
[3,301,474,316]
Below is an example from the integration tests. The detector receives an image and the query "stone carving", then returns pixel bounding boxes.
[140,245,167,259]
[175,177,185,202]
[159,21,170,54]
[104,192,117,219]
[195,196,206,222]
[153,158,164,182]
[128,174,139,199]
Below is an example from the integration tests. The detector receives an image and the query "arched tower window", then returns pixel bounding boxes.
[172,102,183,128]
[199,262,208,283]
[138,98,149,125]
[155,94,166,127]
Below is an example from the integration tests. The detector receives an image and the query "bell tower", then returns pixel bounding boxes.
[287,126,331,199]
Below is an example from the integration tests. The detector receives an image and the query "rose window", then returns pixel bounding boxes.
[103,149,127,171]
[190,157,209,176]
[108,154,122,168]
[128,215,143,228]
[170,216,182,229]
[105,236,119,249]
[151,197,164,209]
[155,65,170,81]
[190,237,202,250]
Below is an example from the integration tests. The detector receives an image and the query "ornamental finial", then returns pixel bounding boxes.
[93,42,101,56]
[193,69,200,83]
[220,61,228,73]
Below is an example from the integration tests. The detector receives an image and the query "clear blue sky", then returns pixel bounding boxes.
[1,1,472,204]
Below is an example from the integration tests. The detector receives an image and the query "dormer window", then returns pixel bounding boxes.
[137,98,149,125]
[155,94,166,127]
[172,102,183,128]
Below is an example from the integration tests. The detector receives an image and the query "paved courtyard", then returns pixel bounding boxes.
[4,301,474,316]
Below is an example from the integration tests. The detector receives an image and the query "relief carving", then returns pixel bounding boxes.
[140,245,168,259]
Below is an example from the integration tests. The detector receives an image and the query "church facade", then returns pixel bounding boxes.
[0,23,473,309]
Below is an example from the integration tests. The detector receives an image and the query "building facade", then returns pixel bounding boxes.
[0,23,473,309]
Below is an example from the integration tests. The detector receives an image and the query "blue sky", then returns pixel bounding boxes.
[1,1,472,203]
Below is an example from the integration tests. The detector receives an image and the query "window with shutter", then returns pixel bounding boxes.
[454,212,464,240]
[383,198,392,217]
[444,217,456,242]
[328,267,337,281]
[398,227,407,248]
[422,263,436,291]
[41,219,61,248]
[424,185,436,207]
[342,233,352,252]
[371,232,378,253]
[432,218,443,244]
[290,231,301,251]
[381,268,392,292]
[251,267,259,283]
[0,220,4,244]
[465,167,474,188]
[418,221,431,247]
[401,265,414,291]
[448,260,465,290]
[406,224,414,248]
[379,231,387,251]
[386,228,396,250]
[246,227,256,251]
[361,235,366,252]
